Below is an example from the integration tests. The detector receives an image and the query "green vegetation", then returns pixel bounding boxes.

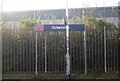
[19,18,37,29]
[19,16,119,29]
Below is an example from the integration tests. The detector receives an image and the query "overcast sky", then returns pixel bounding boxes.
[1,0,119,12]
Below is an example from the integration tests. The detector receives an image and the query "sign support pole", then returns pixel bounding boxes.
[65,0,70,79]
[83,8,87,75]
[44,32,47,72]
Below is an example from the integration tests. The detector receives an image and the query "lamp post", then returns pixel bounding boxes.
[65,0,70,79]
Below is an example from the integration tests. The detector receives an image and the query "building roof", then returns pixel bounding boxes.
[3,6,118,22]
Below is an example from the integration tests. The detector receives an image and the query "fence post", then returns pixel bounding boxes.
[44,32,47,72]
[0,17,2,81]
[104,26,107,73]
[84,27,87,75]
[103,2,107,73]
[0,0,3,80]
[35,31,38,75]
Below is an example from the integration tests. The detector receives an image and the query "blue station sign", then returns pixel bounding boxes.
[36,24,84,32]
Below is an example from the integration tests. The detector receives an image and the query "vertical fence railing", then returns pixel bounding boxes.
[2,25,118,74]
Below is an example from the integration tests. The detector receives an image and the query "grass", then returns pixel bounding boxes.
[2,70,118,79]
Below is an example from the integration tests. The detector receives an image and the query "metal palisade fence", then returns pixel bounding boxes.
[2,24,118,76]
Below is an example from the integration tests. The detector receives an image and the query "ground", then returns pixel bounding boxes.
[2,70,118,79]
